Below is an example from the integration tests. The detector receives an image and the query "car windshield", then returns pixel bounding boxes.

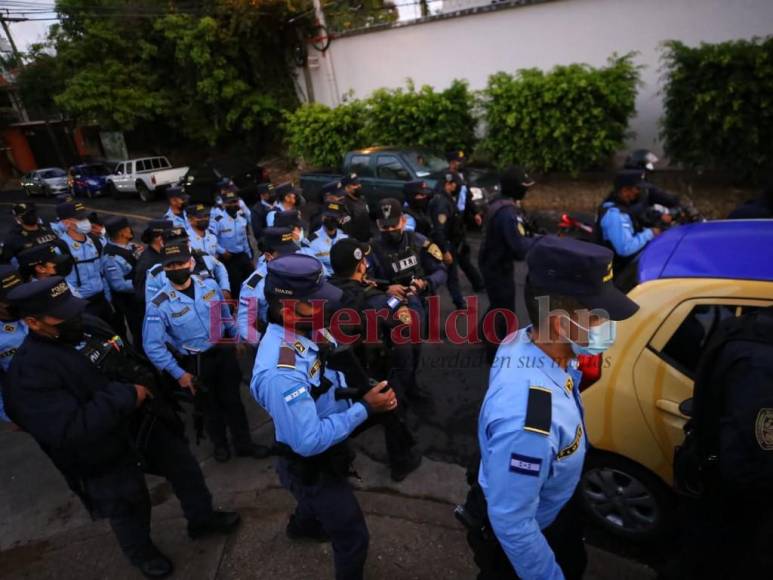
[404,150,448,177]
[42,169,66,178]
[81,164,111,177]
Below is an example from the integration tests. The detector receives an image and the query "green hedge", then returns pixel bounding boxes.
[283,101,369,169]
[661,37,773,176]
[479,55,640,173]
[283,80,476,168]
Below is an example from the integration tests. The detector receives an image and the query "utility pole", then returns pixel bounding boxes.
[0,12,30,122]
[312,0,340,106]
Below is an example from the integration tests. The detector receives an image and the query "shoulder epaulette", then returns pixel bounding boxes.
[151,292,169,307]
[245,272,263,289]
[149,264,163,276]
[524,386,551,436]
[214,215,223,222]
[277,345,296,369]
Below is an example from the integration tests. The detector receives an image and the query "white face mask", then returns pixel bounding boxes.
[561,316,617,356]
[75,219,92,234]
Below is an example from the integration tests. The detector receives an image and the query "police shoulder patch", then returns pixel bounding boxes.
[245,272,263,289]
[282,385,309,406]
[202,289,216,301]
[524,386,552,436]
[426,242,443,262]
[277,346,296,369]
[151,292,169,307]
[509,453,542,477]
[558,424,583,459]
[4,324,15,333]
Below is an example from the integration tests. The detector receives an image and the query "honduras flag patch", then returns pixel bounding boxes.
[283,386,309,406]
[509,453,542,477]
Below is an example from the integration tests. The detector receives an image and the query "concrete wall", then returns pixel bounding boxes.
[303,0,773,153]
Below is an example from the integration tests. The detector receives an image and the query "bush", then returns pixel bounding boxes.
[365,79,477,152]
[661,38,773,177]
[283,101,369,168]
[480,55,640,173]
[284,80,476,168]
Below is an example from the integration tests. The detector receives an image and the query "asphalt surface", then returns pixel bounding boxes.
[0,188,670,577]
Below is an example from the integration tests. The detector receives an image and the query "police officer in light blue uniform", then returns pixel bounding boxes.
[300,201,348,277]
[55,202,113,322]
[162,187,189,230]
[144,227,231,304]
[143,242,268,463]
[186,204,219,257]
[464,236,640,580]
[211,189,253,298]
[0,266,26,421]
[597,171,662,274]
[250,253,397,580]
[265,183,298,227]
[237,227,297,346]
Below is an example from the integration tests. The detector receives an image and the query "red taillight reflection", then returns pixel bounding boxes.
[578,354,602,392]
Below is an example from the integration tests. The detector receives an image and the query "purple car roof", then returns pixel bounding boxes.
[637,220,773,283]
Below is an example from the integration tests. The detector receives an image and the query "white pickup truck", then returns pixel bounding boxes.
[107,156,189,202]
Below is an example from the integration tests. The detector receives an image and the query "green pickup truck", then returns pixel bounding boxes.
[299,147,499,211]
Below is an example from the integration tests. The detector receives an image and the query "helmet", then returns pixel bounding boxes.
[624,149,659,172]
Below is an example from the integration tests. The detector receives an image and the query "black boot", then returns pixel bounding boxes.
[390,449,423,482]
[188,510,242,539]
[134,546,173,578]
[286,514,330,542]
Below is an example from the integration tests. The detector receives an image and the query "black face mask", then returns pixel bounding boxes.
[381,230,403,245]
[20,212,38,226]
[166,268,191,285]
[56,314,84,345]
[54,256,74,277]
[225,206,239,218]
[196,219,210,230]
[323,218,339,233]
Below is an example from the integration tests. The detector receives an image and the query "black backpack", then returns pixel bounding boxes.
[674,307,773,496]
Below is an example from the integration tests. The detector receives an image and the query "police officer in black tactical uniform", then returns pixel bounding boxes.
[428,173,485,310]
[369,198,447,404]
[402,180,432,236]
[329,238,423,481]
[668,306,773,579]
[4,277,241,578]
[340,174,371,243]
[478,166,536,363]
[1,202,65,264]
[251,183,276,241]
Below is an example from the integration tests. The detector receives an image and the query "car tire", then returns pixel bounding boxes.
[23,186,32,197]
[579,451,675,542]
[137,181,154,203]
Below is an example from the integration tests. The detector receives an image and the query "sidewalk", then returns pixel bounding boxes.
[0,412,654,580]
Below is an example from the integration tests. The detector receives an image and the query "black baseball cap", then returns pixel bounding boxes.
[221,189,240,204]
[265,254,343,304]
[257,183,275,196]
[7,276,86,319]
[526,235,639,321]
[322,200,346,218]
[330,238,366,276]
[614,170,646,191]
[161,241,191,266]
[12,202,35,216]
[188,203,212,218]
[340,173,359,187]
[262,227,297,255]
[105,216,130,237]
[446,150,465,162]
[0,265,23,300]
[166,186,189,201]
[321,180,343,196]
[403,180,432,197]
[17,244,59,271]
[56,202,88,220]
[162,226,189,244]
[141,219,173,243]
[274,210,303,229]
[377,198,403,228]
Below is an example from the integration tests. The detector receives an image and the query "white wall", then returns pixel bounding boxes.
[303,0,773,153]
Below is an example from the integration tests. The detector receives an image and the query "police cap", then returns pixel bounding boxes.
[340,173,359,187]
[221,189,240,204]
[321,180,343,196]
[56,202,88,220]
[161,241,191,266]
[142,219,173,243]
[7,276,86,319]
[0,265,23,300]
[105,215,130,237]
[274,210,303,229]
[500,166,535,199]
[403,180,432,198]
[446,150,465,163]
[526,235,639,321]
[614,170,646,191]
[266,254,343,304]
[262,227,297,256]
[330,238,366,277]
[12,202,35,216]
[322,200,346,218]
[188,203,212,218]
[162,226,188,244]
[165,186,190,201]
[377,198,403,228]
[17,244,58,271]
[257,183,275,196]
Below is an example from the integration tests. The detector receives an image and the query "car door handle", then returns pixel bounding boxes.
[655,399,687,418]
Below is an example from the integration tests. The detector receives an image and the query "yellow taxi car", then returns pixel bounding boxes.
[578,219,773,540]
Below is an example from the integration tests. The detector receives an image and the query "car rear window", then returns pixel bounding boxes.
[42,169,66,178]
[349,155,372,177]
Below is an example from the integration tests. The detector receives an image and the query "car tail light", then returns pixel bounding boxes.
[578,354,602,392]
[151,175,157,185]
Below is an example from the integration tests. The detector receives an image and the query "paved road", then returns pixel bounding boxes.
[0,189,664,578]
